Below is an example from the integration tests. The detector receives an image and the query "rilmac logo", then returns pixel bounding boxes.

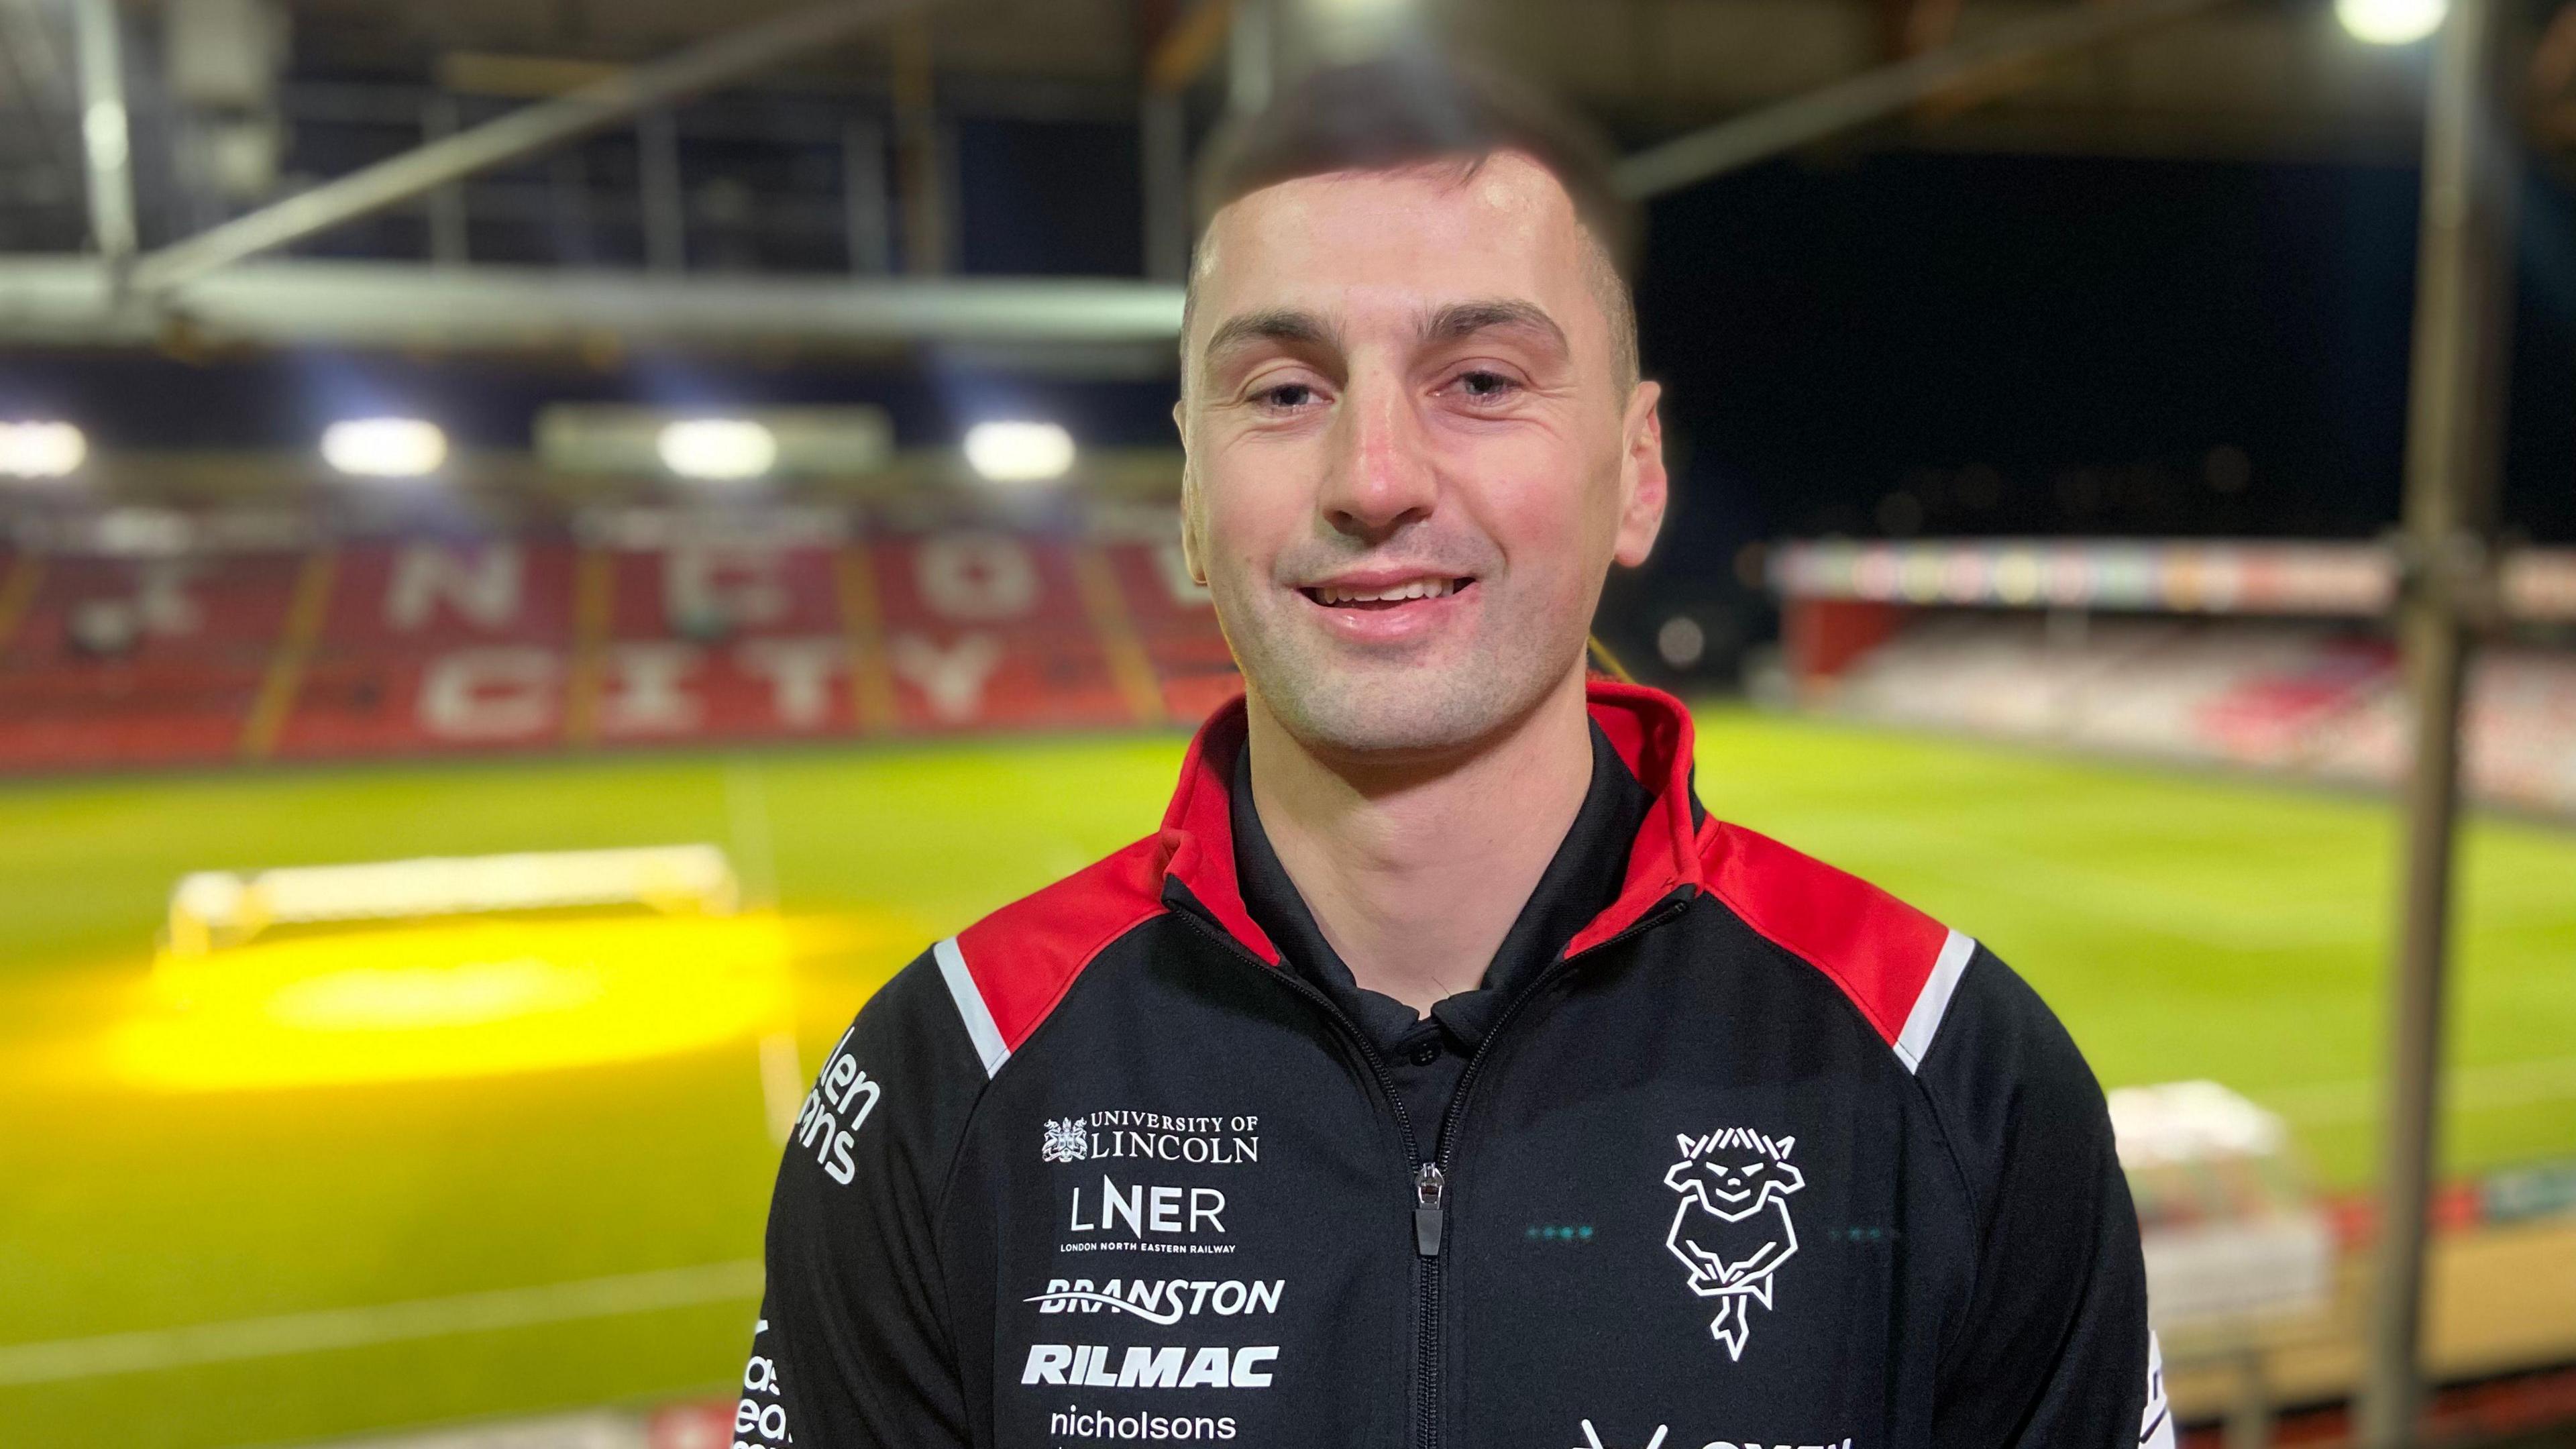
[1662,1128,1805,1360]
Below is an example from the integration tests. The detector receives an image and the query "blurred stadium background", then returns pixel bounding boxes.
[0,0,2571,1446]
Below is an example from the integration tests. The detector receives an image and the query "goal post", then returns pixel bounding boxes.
[165,844,742,955]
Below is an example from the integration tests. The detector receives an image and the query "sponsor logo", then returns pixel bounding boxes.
[1663,1128,1805,1360]
[1026,1277,1284,1324]
[1574,1426,1667,1449]
[1022,1344,1277,1389]
[1573,1425,1851,1449]
[794,1028,881,1187]
[1049,1403,1238,1441]
[1045,1110,1261,1166]
[1067,1175,1231,1247]
[1044,1117,1091,1163]
[735,1318,788,1446]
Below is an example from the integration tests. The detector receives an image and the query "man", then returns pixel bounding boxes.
[742,56,2169,1449]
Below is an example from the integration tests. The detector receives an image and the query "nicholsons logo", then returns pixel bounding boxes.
[1662,1128,1805,1360]
[1043,1110,1261,1167]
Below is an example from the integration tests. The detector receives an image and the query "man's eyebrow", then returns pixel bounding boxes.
[1201,309,1342,364]
[1420,299,1569,354]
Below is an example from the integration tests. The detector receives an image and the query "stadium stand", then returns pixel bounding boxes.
[1774,540,2576,818]
[0,506,1236,773]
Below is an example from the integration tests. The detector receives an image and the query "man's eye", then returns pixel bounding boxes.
[1454,370,1519,402]
[1254,382,1317,410]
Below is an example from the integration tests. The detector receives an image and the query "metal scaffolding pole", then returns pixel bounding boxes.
[1140,89,1189,282]
[130,0,934,294]
[843,117,892,274]
[639,109,687,274]
[892,11,945,275]
[72,0,135,266]
[1228,0,1274,117]
[2357,2,2520,1445]
[423,96,470,266]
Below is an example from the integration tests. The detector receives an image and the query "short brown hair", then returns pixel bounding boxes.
[1185,52,1642,392]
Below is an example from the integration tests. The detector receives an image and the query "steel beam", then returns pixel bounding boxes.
[2357,2,2520,1444]
[0,257,1182,350]
[72,0,135,266]
[1611,0,2238,199]
[1228,0,1273,117]
[422,96,470,266]
[130,0,934,294]
[843,117,892,274]
[1141,90,1189,282]
[639,109,687,274]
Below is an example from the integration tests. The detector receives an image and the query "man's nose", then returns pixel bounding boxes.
[1317,381,1436,541]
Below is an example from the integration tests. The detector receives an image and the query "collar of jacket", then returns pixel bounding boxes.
[1152,680,1707,967]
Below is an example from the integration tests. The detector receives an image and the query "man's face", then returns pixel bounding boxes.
[1176,150,1666,759]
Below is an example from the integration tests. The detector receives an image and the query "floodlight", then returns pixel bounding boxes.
[657,418,779,481]
[2336,0,2445,44]
[321,417,447,478]
[0,421,88,478]
[963,420,1076,484]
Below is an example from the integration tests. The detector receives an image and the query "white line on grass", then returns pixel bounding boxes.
[0,1259,763,1387]
[759,1028,804,1144]
[724,757,780,912]
[2259,1055,2576,1127]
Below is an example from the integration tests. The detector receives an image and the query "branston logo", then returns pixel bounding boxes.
[1026,1277,1284,1324]
[1663,1127,1806,1360]
[1022,1344,1277,1389]
[1044,1110,1261,1166]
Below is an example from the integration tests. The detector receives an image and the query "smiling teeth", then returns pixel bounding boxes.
[1317,578,1456,605]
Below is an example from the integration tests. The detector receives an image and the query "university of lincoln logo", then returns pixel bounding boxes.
[1662,1128,1805,1360]
[1040,1117,1091,1164]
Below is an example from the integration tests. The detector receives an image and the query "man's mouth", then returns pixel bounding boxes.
[1300,577,1476,610]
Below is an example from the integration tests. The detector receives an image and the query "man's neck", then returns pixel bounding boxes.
[1242,669,1597,1017]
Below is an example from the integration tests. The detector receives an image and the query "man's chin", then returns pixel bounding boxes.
[1254,659,1550,761]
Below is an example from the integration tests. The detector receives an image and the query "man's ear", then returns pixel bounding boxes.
[1612,380,1668,569]
[1173,400,1209,587]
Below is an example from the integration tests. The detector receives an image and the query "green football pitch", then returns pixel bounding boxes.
[1,706,2570,1448]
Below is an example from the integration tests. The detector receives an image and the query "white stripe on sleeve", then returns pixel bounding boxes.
[1891,928,1978,1074]
[933,936,1011,1077]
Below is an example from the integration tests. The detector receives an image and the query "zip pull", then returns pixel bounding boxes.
[1413,1162,1446,1257]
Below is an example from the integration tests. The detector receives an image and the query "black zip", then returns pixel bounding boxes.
[1174,889,1693,1449]
[1408,892,1693,1449]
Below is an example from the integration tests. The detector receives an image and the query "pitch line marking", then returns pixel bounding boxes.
[2259,1054,2576,1127]
[0,1258,762,1386]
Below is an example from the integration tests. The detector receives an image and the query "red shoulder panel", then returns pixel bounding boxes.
[1697,820,1950,1046]
[953,835,1169,1053]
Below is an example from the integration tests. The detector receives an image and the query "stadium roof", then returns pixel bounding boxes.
[1,0,2566,357]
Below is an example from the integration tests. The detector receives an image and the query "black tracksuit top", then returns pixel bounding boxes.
[741,684,2173,1449]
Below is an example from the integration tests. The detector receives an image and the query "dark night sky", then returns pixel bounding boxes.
[1640,148,2573,549]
